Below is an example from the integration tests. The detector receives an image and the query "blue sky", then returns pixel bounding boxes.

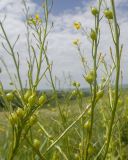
[33,0,87,15]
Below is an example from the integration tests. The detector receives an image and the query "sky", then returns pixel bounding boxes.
[34,0,86,15]
[0,0,128,90]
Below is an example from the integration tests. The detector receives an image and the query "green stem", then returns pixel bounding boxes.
[44,104,91,155]
[85,1,102,159]
[103,0,120,159]
[0,22,23,95]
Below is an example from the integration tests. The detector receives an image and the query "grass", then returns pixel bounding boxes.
[0,90,128,159]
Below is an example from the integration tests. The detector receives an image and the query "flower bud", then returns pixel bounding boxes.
[73,39,80,46]
[71,90,77,96]
[28,93,36,107]
[38,94,47,105]
[29,114,37,126]
[24,90,32,102]
[104,10,113,20]
[9,112,18,125]
[96,90,104,102]
[76,82,80,87]
[90,29,97,41]
[73,22,81,30]
[91,7,99,16]
[33,139,40,150]
[84,121,91,130]
[6,92,14,101]
[84,74,94,84]
[88,109,91,116]
[16,108,24,118]
[72,81,77,87]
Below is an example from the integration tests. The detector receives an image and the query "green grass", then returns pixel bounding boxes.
[0,91,128,159]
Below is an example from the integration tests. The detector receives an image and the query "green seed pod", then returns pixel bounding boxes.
[9,112,18,124]
[90,29,97,41]
[84,121,91,130]
[91,7,99,16]
[84,74,94,84]
[76,82,80,87]
[104,10,113,19]
[79,142,82,149]
[24,90,32,102]
[28,93,36,107]
[96,90,104,102]
[38,94,47,105]
[6,92,14,101]
[29,114,37,126]
[72,81,77,87]
[90,70,95,76]
[88,109,91,116]
[71,90,77,96]
[16,108,24,118]
[33,139,40,150]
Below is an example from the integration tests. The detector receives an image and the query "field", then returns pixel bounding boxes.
[0,90,128,159]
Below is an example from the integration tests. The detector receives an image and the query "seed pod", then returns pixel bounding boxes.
[90,70,95,76]
[72,81,80,87]
[9,112,18,125]
[33,139,40,150]
[84,121,91,130]
[88,109,91,116]
[72,81,77,87]
[84,74,94,84]
[91,7,99,16]
[76,82,80,87]
[79,142,82,149]
[6,92,14,101]
[96,90,104,102]
[28,93,36,107]
[104,10,113,19]
[16,108,24,118]
[38,94,47,105]
[90,29,97,41]
[71,90,77,96]
[24,90,32,102]
[29,114,37,126]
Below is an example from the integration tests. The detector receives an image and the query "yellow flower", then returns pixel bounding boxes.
[73,39,80,46]
[35,14,42,23]
[35,14,40,21]
[27,14,42,26]
[73,22,81,30]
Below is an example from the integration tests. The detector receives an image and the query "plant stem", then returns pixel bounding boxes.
[103,0,120,159]
[85,1,102,159]
[44,104,91,155]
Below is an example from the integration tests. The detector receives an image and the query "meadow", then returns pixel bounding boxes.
[0,0,128,159]
[0,90,128,159]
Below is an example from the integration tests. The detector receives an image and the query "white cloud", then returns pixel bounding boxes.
[0,0,128,89]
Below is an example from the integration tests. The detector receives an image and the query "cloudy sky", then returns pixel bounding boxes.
[0,0,128,90]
